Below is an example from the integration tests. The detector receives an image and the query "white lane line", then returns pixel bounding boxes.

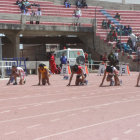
[137,123,140,127]
[27,124,41,129]
[1,97,140,124]
[112,137,119,140]
[123,129,133,134]
[0,90,139,111]
[33,104,42,107]
[50,119,60,122]
[82,110,89,113]
[67,114,76,117]
[0,110,10,114]
[18,107,27,110]
[4,131,16,135]
[33,113,140,140]
[82,95,87,97]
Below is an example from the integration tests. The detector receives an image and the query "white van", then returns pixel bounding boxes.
[54,48,85,66]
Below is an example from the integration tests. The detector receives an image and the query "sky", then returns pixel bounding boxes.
[99,0,140,4]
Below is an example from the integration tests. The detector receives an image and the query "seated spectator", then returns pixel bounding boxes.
[81,0,88,8]
[116,40,122,50]
[24,9,30,15]
[127,25,132,35]
[73,8,82,26]
[24,0,31,8]
[102,52,108,62]
[76,0,82,8]
[102,19,107,29]
[20,2,26,14]
[64,0,71,8]
[114,13,121,20]
[107,20,111,29]
[16,0,21,5]
[111,24,115,31]
[112,30,118,41]
[127,37,133,49]
[107,30,113,42]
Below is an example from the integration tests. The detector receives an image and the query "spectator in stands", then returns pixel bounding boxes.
[112,30,118,41]
[24,9,30,15]
[16,0,21,5]
[81,0,88,8]
[127,25,132,35]
[107,20,111,29]
[111,24,115,31]
[36,7,42,24]
[24,0,31,8]
[20,1,26,14]
[64,0,71,8]
[130,33,137,51]
[76,0,82,8]
[102,52,108,62]
[114,13,121,20]
[30,10,36,24]
[116,40,122,51]
[73,8,82,26]
[107,30,113,42]
[102,19,107,29]
[127,37,133,49]
[114,50,119,61]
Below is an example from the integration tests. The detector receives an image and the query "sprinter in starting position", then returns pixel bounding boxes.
[67,65,88,86]
[7,66,26,85]
[38,64,50,85]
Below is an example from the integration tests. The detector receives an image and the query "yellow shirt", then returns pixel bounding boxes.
[39,66,50,78]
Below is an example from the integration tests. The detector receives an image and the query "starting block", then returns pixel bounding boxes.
[61,64,71,80]
[98,63,106,76]
[119,64,130,76]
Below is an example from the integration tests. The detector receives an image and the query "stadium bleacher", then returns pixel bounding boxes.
[0,0,139,61]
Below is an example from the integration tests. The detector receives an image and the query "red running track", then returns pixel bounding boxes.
[0,72,140,140]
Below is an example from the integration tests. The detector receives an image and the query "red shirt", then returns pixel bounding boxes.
[76,66,82,74]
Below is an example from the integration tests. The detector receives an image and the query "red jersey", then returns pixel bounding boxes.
[76,66,82,75]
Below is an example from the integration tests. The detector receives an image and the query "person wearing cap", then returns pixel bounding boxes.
[38,64,50,85]
[67,65,87,86]
[7,66,26,85]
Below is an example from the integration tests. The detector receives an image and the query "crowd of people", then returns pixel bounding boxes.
[6,54,140,87]
[16,0,42,24]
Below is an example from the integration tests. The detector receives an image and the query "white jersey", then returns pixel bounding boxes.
[17,67,25,79]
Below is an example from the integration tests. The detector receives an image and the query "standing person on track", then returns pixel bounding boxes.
[7,66,26,85]
[136,72,140,87]
[67,65,87,86]
[49,53,57,74]
[38,64,50,85]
